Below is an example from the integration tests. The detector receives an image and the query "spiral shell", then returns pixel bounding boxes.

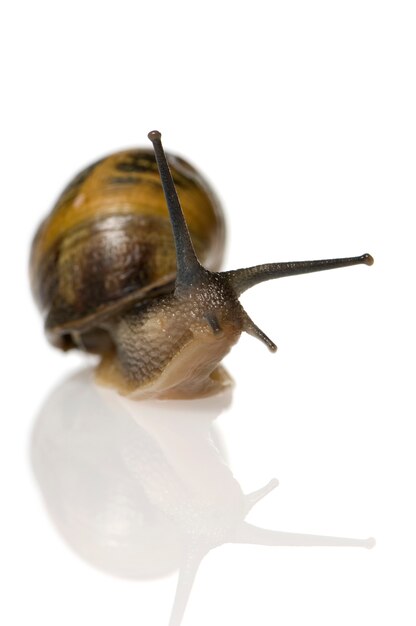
[30,149,225,350]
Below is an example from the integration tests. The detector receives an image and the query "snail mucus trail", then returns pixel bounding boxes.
[96,131,373,399]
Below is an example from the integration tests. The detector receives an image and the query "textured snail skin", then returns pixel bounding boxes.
[97,272,246,399]
[31,368,375,626]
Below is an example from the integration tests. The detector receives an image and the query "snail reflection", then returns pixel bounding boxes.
[31,368,374,626]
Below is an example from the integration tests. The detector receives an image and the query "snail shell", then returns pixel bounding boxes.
[30,148,225,353]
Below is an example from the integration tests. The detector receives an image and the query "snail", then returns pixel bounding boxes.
[31,368,375,626]
[30,130,373,399]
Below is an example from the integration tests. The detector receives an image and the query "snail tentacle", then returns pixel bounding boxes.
[148,130,204,290]
[223,254,374,297]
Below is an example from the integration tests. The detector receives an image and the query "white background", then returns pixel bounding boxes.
[1,1,415,625]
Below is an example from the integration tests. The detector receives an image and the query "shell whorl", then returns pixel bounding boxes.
[30,149,225,349]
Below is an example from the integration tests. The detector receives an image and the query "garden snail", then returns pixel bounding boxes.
[30,130,373,399]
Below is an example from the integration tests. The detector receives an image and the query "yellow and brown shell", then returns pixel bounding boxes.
[30,149,225,351]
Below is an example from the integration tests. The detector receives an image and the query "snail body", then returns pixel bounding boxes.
[31,131,373,399]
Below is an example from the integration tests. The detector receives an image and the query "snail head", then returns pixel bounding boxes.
[98,131,372,399]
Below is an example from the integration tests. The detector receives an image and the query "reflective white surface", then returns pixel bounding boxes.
[31,369,374,625]
[2,1,416,624]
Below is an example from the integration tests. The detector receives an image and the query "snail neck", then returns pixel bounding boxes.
[97,284,244,399]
